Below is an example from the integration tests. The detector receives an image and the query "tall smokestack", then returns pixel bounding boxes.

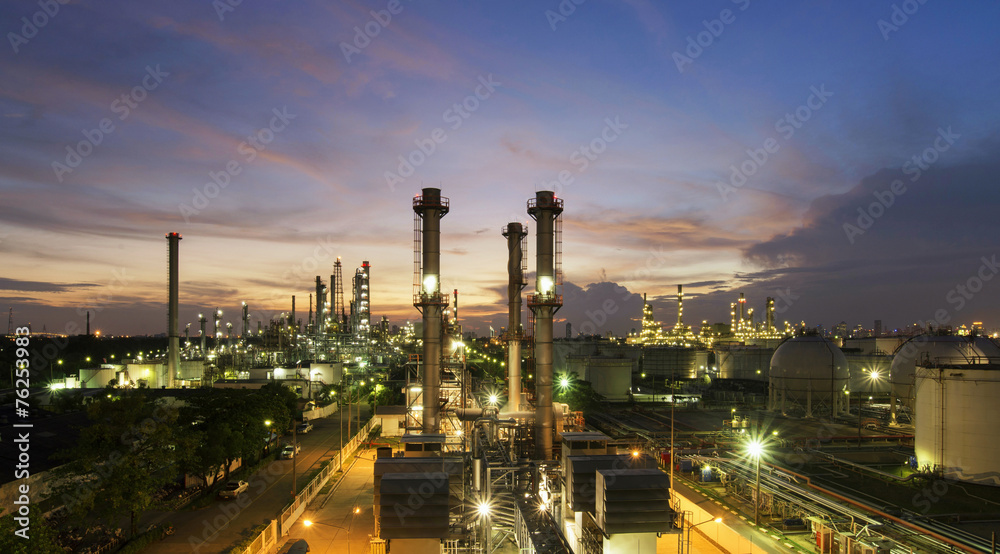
[199,313,206,354]
[528,191,563,459]
[676,284,684,327]
[242,302,249,339]
[290,296,296,344]
[315,277,324,336]
[503,222,528,412]
[166,232,181,389]
[86,311,90,336]
[413,188,449,434]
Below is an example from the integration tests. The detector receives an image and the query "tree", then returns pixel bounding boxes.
[53,391,179,537]
[0,504,63,553]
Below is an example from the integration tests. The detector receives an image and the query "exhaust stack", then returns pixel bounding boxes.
[413,188,450,433]
[528,191,563,459]
[166,232,181,389]
[503,222,528,412]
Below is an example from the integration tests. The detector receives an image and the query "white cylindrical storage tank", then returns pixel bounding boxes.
[715,345,773,381]
[889,334,1000,425]
[769,336,849,418]
[914,364,1000,486]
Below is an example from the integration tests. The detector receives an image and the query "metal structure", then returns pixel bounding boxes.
[165,232,181,389]
[768,335,850,418]
[413,187,450,434]
[914,362,1000,485]
[528,191,563,460]
[502,222,528,412]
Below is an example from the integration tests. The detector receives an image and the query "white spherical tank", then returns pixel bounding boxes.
[914,364,1000,486]
[769,336,850,417]
[889,335,1000,424]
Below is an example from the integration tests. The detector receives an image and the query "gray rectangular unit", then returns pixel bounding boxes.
[374,457,463,540]
[565,454,657,513]
[377,473,450,539]
[596,468,673,534]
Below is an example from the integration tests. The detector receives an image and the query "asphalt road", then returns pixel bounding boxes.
[142,404,371,554]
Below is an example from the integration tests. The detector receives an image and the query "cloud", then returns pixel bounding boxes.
[0,278,99,293]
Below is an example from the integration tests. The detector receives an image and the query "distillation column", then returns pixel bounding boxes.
[414,188,450,433]
[166,232,181,389]
[503,222,528,412]
[528,191,563,459]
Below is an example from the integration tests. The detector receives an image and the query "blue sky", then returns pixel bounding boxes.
[3,0,1000,336]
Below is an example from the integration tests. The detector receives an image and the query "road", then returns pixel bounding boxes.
[279,449,377,554]
[142,404,371,554]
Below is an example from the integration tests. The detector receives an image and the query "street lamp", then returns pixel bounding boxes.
[686,516,722,554]
[747,439,764,526]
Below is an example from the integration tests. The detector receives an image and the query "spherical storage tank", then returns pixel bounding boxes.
[769,336,849,417]
[914,364,1000,486]
[889,334,1000,424]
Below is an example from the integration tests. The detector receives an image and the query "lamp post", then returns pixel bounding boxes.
[747,439,764,527]
[303,509,361,554]
[686,516,722,554]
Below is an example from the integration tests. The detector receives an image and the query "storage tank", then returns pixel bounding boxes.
[715,345,773,381]
[889,334,1000,425]
[914,364,1000,486]
[769,336,849,418]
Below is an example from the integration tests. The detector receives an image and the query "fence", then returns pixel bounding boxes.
[302,401,340,421]
[233,417,375,554]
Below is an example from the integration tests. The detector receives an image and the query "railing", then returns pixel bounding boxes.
[233,417,375,554]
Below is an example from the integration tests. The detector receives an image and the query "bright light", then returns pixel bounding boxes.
[488,394,498,405]
[539,276,554,295]
[772,430,778,436]
[747,439,764,458]
[303,520,313,527]
[477,503,491,517]
[354,507,361,514]
[871,371,881,380]
[559,377,570,389]
[265,420,272,426]
[713,517,722,523]
[631,450,640,458]
[423,275,438,294]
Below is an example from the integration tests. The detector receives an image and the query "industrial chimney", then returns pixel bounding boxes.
[166,232,181,389]
[528,191,563,459]
[413,188,449,433]
[503,222,528,412]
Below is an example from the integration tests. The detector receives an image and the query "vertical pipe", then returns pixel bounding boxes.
[199,314,206,355]
[503,223,527,412]
[528,191,563,459]
[676,284,684,327]
[315,276,323,336]
[414,188,449,434]
[166,232,181,389]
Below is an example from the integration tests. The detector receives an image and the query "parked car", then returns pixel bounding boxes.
[287,539,310,553]
[281,444,301,459]
[218,480,248,499]
[297,422,314,434]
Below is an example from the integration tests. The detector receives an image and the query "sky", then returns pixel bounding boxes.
[3,0,1000,338]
